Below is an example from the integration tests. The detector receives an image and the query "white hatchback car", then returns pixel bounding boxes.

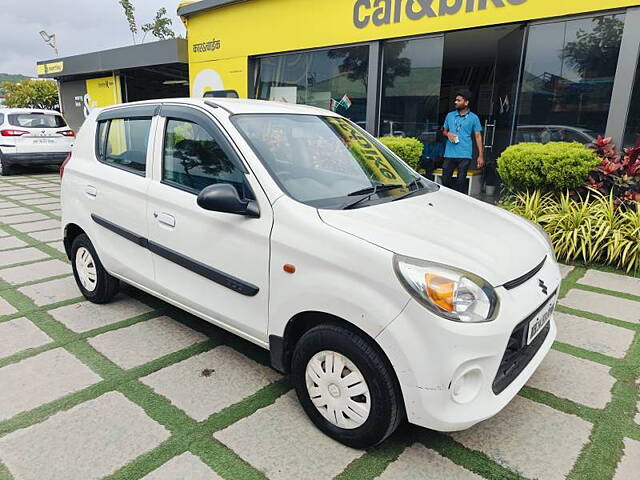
[0,108,74,175]
[61,98,560,448]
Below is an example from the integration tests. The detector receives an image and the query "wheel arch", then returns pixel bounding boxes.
[63,223,86,259]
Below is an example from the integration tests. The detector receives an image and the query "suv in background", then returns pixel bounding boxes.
[0,108,75,176]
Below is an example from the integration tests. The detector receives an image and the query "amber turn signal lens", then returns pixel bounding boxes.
[283,264,296,274]
[424,274,454,312]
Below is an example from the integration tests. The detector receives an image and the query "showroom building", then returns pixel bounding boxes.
[178,0,640,166]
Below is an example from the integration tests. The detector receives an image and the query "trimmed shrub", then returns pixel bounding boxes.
[378,137,423,170]
[498,142,598,192]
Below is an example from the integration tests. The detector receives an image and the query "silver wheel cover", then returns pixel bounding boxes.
[75,246,98,292]
[305,350,371,429]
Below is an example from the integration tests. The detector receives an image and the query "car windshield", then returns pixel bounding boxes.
[233,114,437,209]
[8,113,66,128]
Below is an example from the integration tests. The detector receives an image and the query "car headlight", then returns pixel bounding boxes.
[393,255,499,323]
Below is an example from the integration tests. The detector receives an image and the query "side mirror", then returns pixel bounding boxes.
[197,184,260,218]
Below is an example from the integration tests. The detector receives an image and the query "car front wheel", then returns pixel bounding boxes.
[291,323,404,448]
[70,234,119,303]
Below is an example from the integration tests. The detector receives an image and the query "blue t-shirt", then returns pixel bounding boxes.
[443,110,483,159]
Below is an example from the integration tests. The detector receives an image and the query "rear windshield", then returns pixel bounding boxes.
[8,113,66,129]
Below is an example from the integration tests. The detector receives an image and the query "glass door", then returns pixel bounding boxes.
[484,25,526,191]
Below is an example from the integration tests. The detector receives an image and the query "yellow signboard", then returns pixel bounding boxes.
[189,56,248,97]
[85,76,122,109]
[36,61,64,75]
[186,0,637,63]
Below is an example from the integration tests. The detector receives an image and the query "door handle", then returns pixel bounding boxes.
[85,185,97,197]
[155,212,175,228]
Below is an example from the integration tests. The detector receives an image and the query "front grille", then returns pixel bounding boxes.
[492,291,556,395]
[502,256,547,290]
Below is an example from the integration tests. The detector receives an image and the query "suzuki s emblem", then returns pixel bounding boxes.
[538,279,548,295]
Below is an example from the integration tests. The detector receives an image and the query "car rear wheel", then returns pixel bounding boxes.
[0,158,13,176]
[70,234,119,303]
[291,323,404,448]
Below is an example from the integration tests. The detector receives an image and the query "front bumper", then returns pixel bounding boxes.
[376,257,560,432]
[1,152,69,165]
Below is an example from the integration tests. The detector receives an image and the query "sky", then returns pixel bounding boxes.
[0,0,187,76]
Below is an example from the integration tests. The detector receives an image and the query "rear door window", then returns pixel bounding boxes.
[8,113,67,128]
[101,117,152,175]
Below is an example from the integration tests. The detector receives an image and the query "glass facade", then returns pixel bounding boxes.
[252,45,369,126]
[250,9,635,177]
[516,14,625,145]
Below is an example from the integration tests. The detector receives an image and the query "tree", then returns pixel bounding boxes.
[119,0,138,44]
[1,79,58,109]
[141,8,175,42]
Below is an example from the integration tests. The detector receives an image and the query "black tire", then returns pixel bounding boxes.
[70,233,119,304]
[291,323,404,448]
[0,157,13,176]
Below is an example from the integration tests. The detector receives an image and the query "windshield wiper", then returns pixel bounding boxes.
[392,177,425,202]
[343,183,405,210]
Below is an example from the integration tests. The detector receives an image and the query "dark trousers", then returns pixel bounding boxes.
[442,157,471,194]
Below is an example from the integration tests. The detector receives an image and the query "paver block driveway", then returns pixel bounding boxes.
[0,172,638,479]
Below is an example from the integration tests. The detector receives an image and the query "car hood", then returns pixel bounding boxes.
[318,188,548,287]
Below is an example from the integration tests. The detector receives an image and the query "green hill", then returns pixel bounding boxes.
[0,73,33,94]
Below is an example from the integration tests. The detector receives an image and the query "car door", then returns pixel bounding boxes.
[85,105,157,289]
[146,105,272,344]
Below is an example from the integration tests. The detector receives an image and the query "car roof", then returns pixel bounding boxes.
[98,97,340,117]
[1,108,63,115]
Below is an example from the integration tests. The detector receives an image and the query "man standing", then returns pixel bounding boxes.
[442,89,484,194]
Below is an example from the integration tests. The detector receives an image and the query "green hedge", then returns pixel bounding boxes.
[378,137,423,170]
[497,142,598,192]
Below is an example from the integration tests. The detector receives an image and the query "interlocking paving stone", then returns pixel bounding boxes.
[560,289,640,324]
[0,317,52,358]
[5,194,50,202]
[1,212,49,224]
[0,202,16,208]
[0,259,70,285]
[18,276,81,306]
[214,392,362,480]
[50,294,154,333]
[452,396,593,480]
[0,296,18,315]
[0,207,32,216]
[36,202,60,211]
[46,240,65,253]
[0,236,27,250]
[579,269,640,297]
[0,392,170,480]
[0,348,101,421]
[20,197,60,206]
[555,312,635,359]
[559,264,574,278]
[142,452,222,480]
[88,316,207,369]
[614,438,640,480]
[12,219,60,233]
[28,228,62,241]
[378,444,482,479]
[141,345,280,421]
[526,349,614,408]
[0,247,48,267]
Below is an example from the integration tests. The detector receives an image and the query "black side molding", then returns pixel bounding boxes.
[91,214,259,297]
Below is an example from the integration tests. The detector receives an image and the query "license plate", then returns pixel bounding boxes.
[527,296,555,345]
[32,139,55,145]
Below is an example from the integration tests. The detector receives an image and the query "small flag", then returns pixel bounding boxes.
[340,94,352,109]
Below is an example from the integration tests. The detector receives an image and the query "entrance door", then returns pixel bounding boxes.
[438,24,525,190]
[484,26,526,187]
